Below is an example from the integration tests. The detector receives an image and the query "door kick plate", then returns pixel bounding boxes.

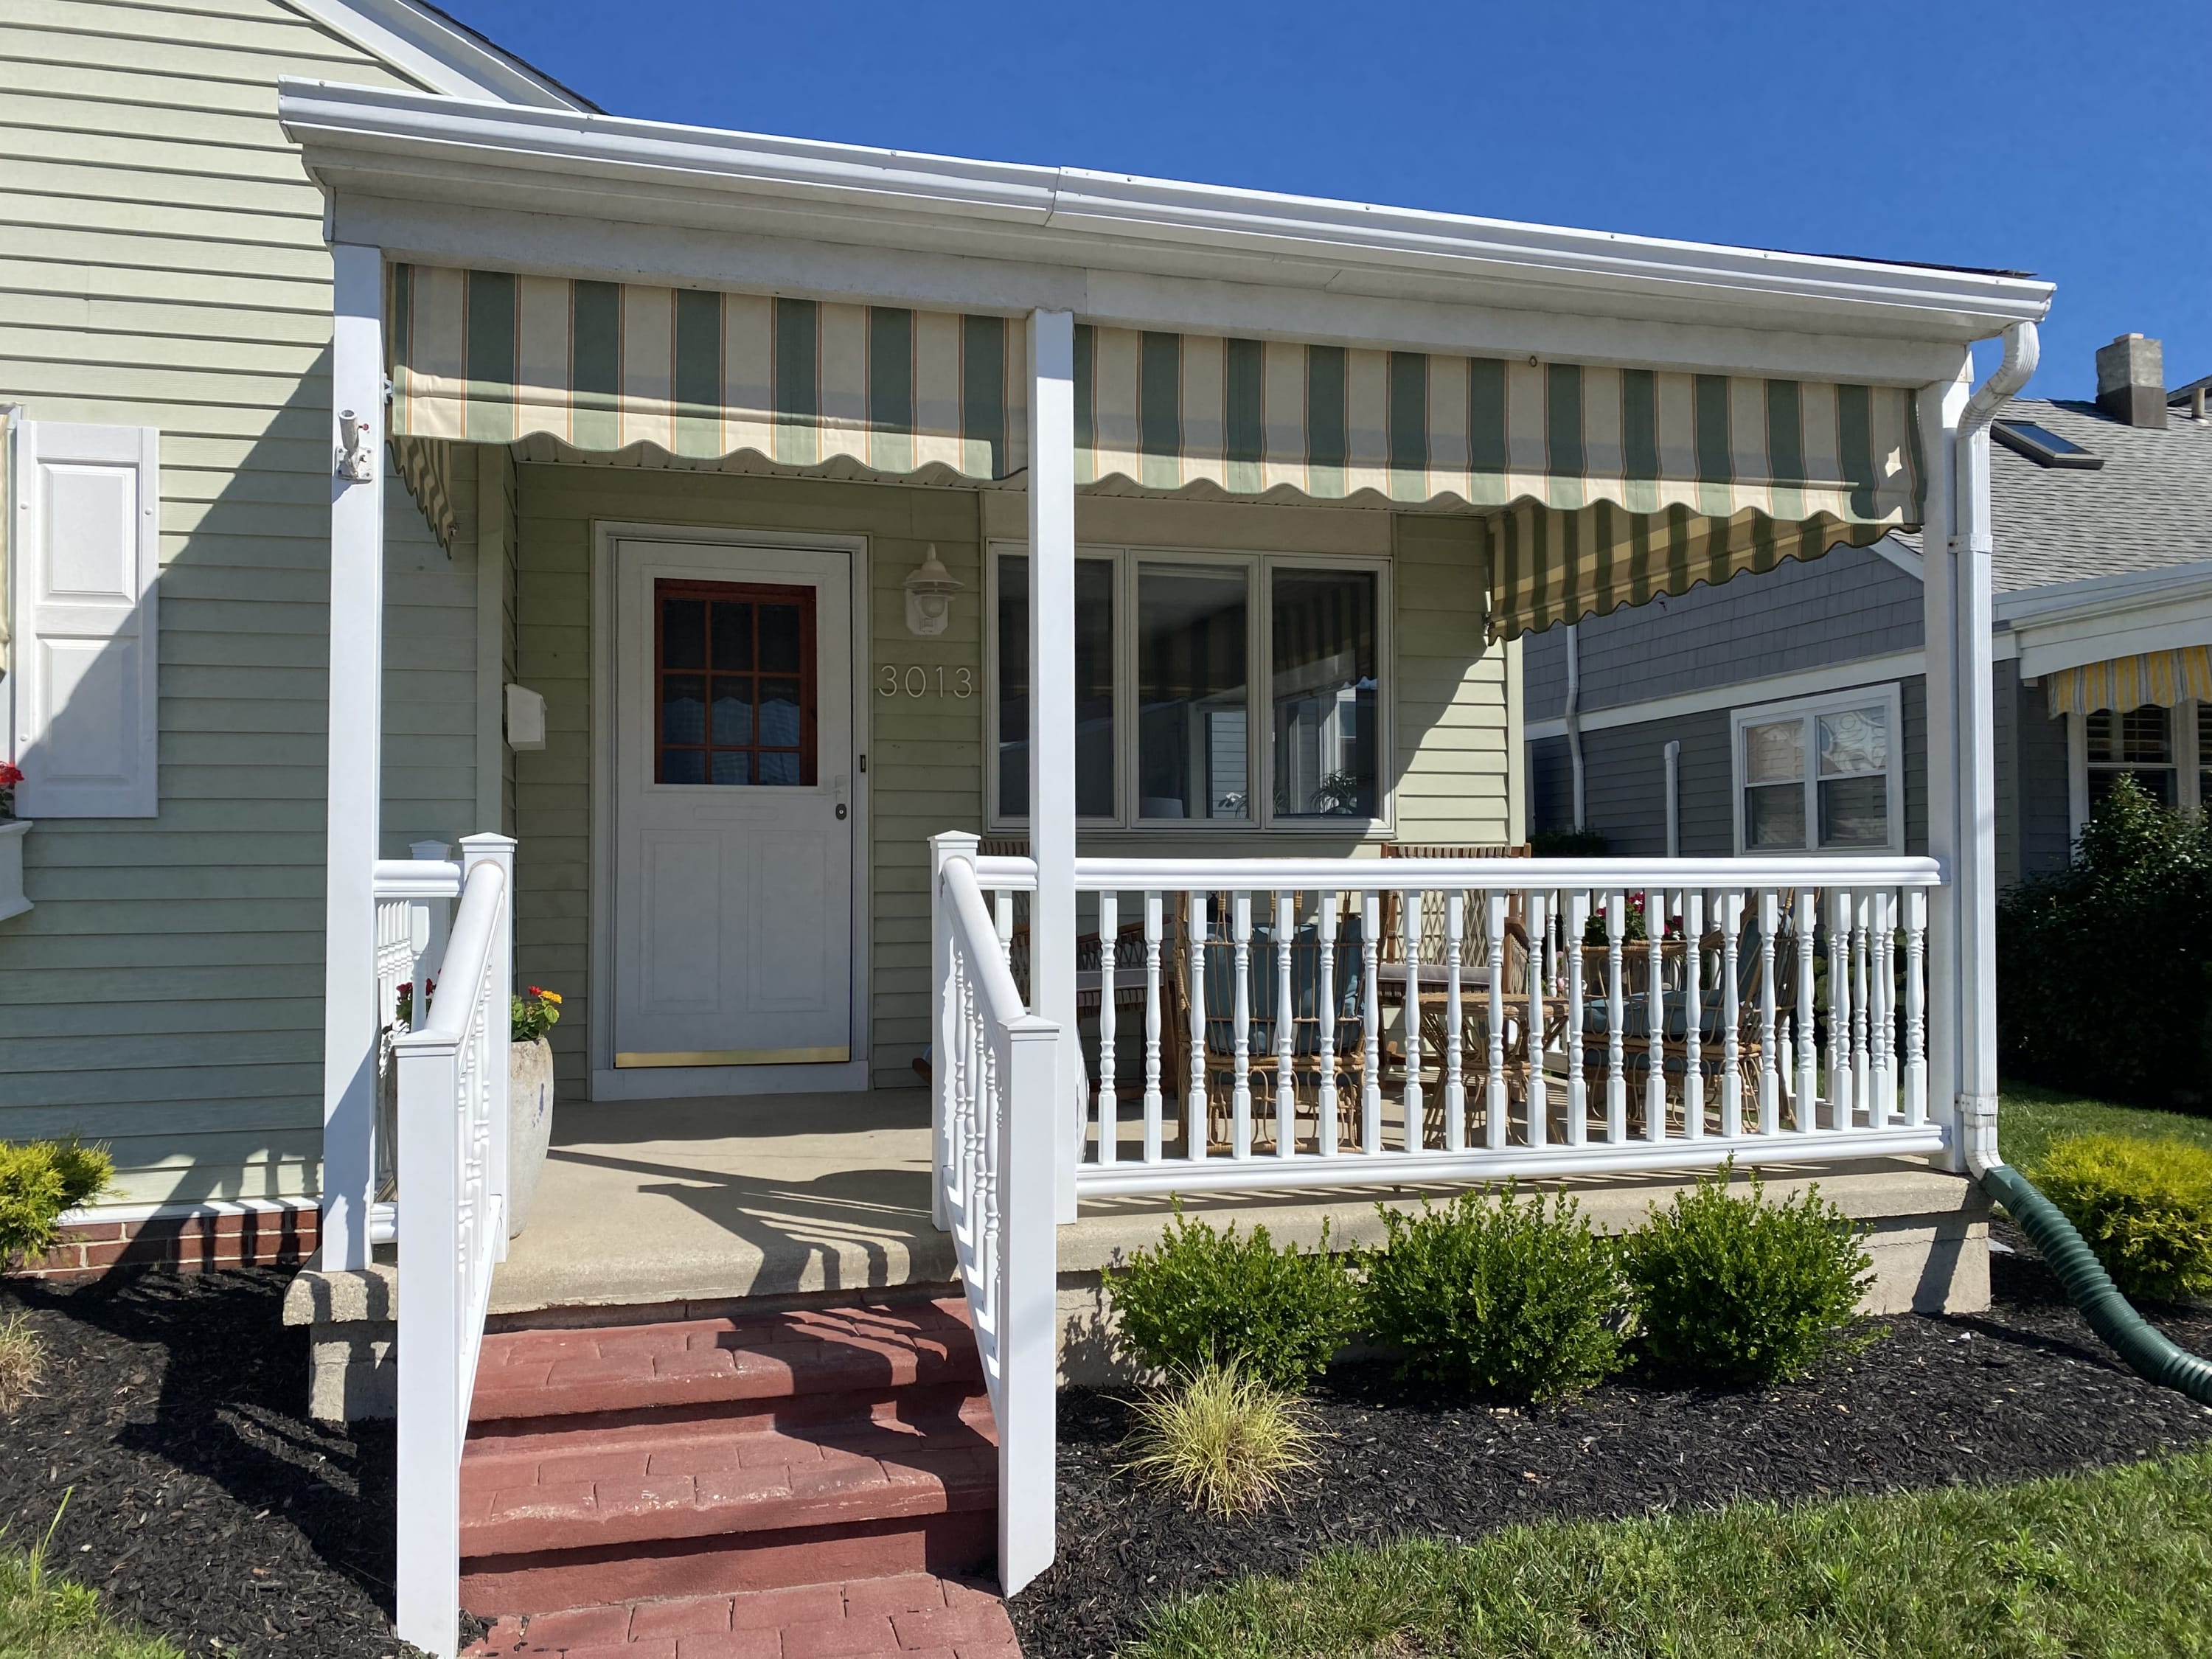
[614,1046,852,1068]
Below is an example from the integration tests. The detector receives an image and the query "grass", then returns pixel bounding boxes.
[0,1312,44,1415]
[1124,1363,1318,1517]
[1124,1449,2212,1659]
[1999,1084,2212,1174]
[0,1501,184,1659]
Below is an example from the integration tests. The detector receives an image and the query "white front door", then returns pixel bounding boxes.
[610,539,855,1077]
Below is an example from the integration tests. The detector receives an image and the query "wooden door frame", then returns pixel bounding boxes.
[588,521,873,1101]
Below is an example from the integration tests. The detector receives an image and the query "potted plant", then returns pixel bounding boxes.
[0,763,28,924]
[507,986,562,1238]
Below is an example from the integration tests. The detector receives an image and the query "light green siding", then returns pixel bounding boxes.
[0,0,474,1204]
[509,470,1515,1096]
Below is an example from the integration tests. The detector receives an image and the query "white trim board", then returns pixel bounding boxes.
[282,0,588,108]
[586,521,874,1102]
[1526,650,1925,742]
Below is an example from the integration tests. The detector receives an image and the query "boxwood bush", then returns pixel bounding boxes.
[1104,1208,1362,1390]
[1363,1183,1626,1402]
[2033,1132,2212,1303]
[1620,1164,1874,1384]
[0,1140,114,1268]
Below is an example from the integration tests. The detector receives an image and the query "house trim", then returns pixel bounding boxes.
[1526,650,1925,741]
[282,0,592,108]
[586,521,874,1102]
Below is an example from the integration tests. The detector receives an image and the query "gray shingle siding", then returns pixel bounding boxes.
[1520,540,1923,721]
[2015,668,2073,880]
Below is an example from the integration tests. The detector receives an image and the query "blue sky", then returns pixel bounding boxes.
[442,0,2209,402]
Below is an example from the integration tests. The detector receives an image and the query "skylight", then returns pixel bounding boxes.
[1994,420,2104,470]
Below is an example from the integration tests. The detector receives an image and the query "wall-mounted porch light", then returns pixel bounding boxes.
[903,546,963,637]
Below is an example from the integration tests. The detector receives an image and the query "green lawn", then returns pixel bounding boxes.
[0,1543,183,1659]
[1999,1084,2212,1173]
[1126,1450,2212,1659]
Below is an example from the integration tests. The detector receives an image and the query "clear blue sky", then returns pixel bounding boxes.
[442,0,2209,403]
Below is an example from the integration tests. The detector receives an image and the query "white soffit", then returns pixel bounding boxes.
[276,81,2050,377]
[283,0,590,110]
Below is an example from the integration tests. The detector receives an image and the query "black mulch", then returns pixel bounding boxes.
[0,1267,428,1658]
[1009,1239,2212,1659]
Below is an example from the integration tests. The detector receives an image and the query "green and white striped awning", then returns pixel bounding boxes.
[386,265,1922,638]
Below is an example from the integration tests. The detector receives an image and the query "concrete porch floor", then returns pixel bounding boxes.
[491,1088,1992,1339]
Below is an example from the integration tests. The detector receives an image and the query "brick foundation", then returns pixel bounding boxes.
[8,1205,319,1283]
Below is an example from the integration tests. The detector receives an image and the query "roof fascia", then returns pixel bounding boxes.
[1995,557,2212,626]
[278,80,2051,351]
[282,1,588,109]
[330,194,1975,386]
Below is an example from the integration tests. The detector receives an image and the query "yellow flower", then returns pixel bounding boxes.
[540,990,563,1004]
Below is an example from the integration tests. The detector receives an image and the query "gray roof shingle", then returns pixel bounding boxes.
[1967,398,2212,593]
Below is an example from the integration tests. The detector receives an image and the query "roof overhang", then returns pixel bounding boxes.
[279,80,2051,386]
[1998,560,2212,678]
[283,1,591,109]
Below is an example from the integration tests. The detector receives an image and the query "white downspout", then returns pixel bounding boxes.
[1563,622,1586,831]
[1950,321,2039,1178]
[1663,740,1680,858]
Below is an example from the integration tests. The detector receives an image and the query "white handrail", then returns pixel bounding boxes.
[968,851,1945,1200]
[931,838,1057,1596]
[392,835,515,1659]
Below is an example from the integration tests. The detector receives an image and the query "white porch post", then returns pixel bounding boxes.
[1026,308,1080,1225]
[321,243,386,1271]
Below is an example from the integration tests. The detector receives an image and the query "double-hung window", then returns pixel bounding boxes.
[991,546,1387,830]
[1731,684,1902,855]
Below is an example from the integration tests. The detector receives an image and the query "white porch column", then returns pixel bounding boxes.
[320,243,386,1270]
[1026,308,1080,1224]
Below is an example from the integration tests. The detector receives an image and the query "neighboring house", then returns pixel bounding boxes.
[4,5,2057,1652]
[1525,333,2212,891]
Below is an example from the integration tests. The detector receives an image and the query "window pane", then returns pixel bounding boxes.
[661,598,706,669]
[997,556,1116,818]
[757,751,801,787]
[1745,783,1805,849]
[1817,706,1888,777]
[709,751,750,786]
[710,600,753,671]
[758,604,803,673]
[2089,767,2176,810]
[1820,776,1888,847]
[711,681,752,748]
[1138,564,1250,819]
[662,748,704,785]
[1743,720,1804,786]
[759,678,803,748]
[1271,568,1378,818]
[661,675,706,746]
[2087,705,2171,765]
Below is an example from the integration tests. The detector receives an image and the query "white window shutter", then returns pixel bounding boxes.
[13,421,161,818]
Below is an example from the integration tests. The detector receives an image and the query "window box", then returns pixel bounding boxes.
[1730,685,1903,855]
[0,820,29,922]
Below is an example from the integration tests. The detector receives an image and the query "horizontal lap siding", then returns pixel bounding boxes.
[1393,515,1512,844]
[0,0,444,1205]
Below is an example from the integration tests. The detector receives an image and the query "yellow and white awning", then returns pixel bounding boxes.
[386,264,1924,638]
[2045,647,2212,718]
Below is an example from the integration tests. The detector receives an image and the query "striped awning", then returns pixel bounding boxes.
[386,264,1923,635]
[2045,647,2212,718]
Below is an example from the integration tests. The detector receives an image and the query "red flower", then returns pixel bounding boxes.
[0,762,21,788]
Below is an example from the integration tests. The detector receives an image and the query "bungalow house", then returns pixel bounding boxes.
[3,4,2054,1654]
[1523,333,2212,881]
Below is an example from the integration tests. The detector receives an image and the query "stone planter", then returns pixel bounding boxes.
[508,1035,554,1238]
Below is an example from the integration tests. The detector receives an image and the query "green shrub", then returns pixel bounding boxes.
[1998,775,2212,1106]
[1531,827,1610,858]
[2033,1132,2212,1302]
[1620,1164,1874,1383]
[1124,1361,1318,1516]
[1104,1208,1362,1390]
[1363,1183,1627,1402]
[0,1141,114,1269]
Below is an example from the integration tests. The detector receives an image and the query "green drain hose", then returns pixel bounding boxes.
[1978,1162,2212,1405]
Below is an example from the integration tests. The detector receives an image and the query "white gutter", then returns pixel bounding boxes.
[275,80,2053,341]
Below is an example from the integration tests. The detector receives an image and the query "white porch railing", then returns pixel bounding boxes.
[369,843,462,1245]
[929,837,1059,1596]
[392,836,515,1659]
[971,854,1946,1197]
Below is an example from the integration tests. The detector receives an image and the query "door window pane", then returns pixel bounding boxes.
[1138,564,1250,819]
[996,555,1116,818]
[656,581,815,785]
[1271,568,1379,818]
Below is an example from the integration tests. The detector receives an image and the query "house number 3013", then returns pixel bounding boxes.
[878,665,975,699]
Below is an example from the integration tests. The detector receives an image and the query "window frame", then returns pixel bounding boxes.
[1728,682,1905,856]
[984,540,1394,835]
[2066,700,2203,841]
